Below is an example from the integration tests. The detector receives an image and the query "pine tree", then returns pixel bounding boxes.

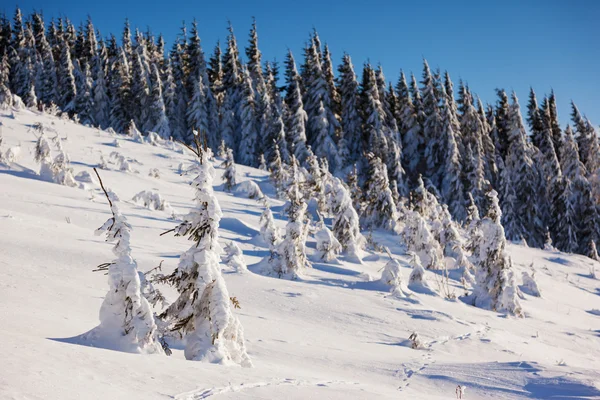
[284,50,310,164]
[108,49,131,133]
[550,176,578,253]
[403,208,444,271]
[221,148,237,191]
[221,23,242,154]
[361,64,389,164]
[421,60,443,187]
[502,93,544,247]
[86,183,163,354]
[337,54,362,163]
[148,64,171,138]
[459,85,486,210]
[74,60,94,124]
[346,163,363,216]
[526,88,544,149]
[168,38,189,141]
[91,49,110,128]
[269,142,289,196]
[303,39,341,172]
[400,72,424,179]
[0,53,12,107]
[130,43,151,131]
[245,18,265,96]
[160,148,252,365]
[267,181,310,279]
[572,102,600,178]
[328,177,365,261]
[238,66,257,165]
[56,35,77,113]
[471,189,523,316]
[545,91,562,158]
[361,153,397,231]
[439,85,466,221]
[494,89,511,159]
[259,205,281,249]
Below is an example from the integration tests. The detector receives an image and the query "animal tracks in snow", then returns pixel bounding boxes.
[174,378,361,399]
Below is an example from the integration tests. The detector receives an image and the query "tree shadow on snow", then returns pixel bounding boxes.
[0,164,45,181]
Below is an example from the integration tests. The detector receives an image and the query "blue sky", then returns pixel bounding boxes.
[6,0,600,126]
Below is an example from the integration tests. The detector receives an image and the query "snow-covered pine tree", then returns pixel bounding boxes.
[108,48,131,133]
[337,54,362,164]
[91,49,110,129]
[34,133,54,181]
[327,177,365,261]
[502,93,545,248]
[550,176,578,253]
[130,42,151,131]
[220,23,242,155]
[269,142,289,196]
[439,84,466,221]
[86,173,163,354]
[148,64,171,138]
[302,37,342,172]
[398,71,423,180]
[258,153,267,170]
[268,179,310,279]
[304,152,326,209]
[167,40,189,141]
[471,189,523,316]
[572,102,600,181]
[315,223,341,262]
[221,147,237,192]
[402,207,444,270]
[361,64,389,165]
[438,205,475,284]
[361,153,398,231]
[526,88,545,149]
[238,66,257,165]
[56,34,77,114]
[494,89,511,159]
[259,204,281,249]
[0,53,11,107]
[245,18,265,97]
[421,60,443,188]
[284,50,311,164]
[73,60,93,125]
[459,85,486,210]
[160,145,252,366]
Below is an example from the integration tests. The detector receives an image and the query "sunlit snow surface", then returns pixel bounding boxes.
[1,108,599,399]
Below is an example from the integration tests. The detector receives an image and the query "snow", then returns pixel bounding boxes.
[1,109,600,399]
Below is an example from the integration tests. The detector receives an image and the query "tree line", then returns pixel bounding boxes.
[0,7,598,259]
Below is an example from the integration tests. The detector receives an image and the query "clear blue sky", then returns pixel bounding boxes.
[6,0,600,127]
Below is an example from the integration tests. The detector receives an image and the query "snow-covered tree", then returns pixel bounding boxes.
[380,258,411,297]
[398,72,423,179]
[221,148,237,191]
[284,50,310,164]
[361,153,397,231]
[86,181,164,354]
[238,66,257,165]
[223,242,247,273]
[337,54,362,164]
[0,53,12,107]
[259,204,281,249]
[315,224,341,261]
[266,182,310,279]
[327,177,365,261]
[471,189,523,316]
[160,149,252,366]
[402,208,444,270]
[502,93,544,248]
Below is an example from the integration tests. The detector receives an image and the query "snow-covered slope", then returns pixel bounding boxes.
[1,108,600,399]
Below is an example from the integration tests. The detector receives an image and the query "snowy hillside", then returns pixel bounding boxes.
[1,108,600,400]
